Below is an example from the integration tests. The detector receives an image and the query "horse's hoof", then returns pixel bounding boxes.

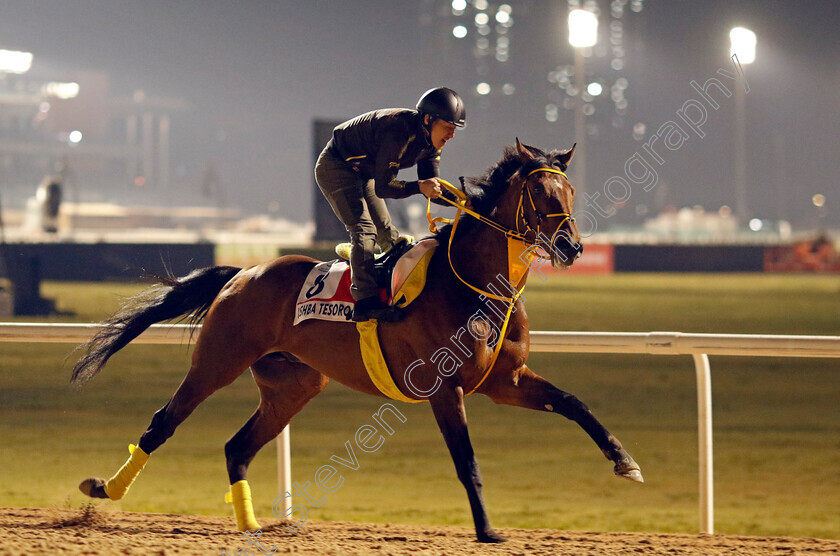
[79,478,110,499]
[477,529,507,543]
[616,468,645,483]
[613,459,645,483]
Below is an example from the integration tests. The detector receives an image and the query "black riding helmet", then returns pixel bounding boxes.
[416,87,466,128]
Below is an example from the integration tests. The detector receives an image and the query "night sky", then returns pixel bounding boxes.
[1,0,838,230]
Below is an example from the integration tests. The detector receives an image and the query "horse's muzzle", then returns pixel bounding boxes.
[550,237,583,270]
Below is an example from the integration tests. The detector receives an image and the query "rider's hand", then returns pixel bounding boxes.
[419,178,442,199]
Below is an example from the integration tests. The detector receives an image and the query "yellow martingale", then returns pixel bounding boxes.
[356,200,536,403]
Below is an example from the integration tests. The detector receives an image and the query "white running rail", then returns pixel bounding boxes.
[2,322,839,534]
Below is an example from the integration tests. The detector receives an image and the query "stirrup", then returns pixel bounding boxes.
[351,304,404,323]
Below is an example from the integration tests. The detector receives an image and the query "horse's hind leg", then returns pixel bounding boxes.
[224,354,328,531]
[79,321,266,501]
[478,365,643,482]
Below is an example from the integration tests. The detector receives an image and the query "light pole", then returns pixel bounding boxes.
[812,194,826,232]
[568,9,598,203]
[730,27,756,225]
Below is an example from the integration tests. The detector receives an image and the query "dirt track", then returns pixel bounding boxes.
[1,507,838,555]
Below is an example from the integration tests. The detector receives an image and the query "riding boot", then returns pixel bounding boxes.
[381,234,414,255]
[337,234,414,261]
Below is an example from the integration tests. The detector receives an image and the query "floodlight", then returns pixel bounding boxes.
[568,10,598,48]
[729,27,756,64]
[0,49,33,74]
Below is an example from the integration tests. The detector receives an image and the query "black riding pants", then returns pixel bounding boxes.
[314,146,400,300]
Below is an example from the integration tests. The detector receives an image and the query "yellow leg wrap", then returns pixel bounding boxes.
[226,480,262,532]
[103,444,149,500]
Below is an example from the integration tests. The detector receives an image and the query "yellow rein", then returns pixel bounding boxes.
[423,168,572,395]
[426,179,529,242]
[427,168,572,239]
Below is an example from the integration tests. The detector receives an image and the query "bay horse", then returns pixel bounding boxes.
[71,139,642,543]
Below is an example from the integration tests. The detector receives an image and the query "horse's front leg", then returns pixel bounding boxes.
[478,365,643,482]
[428,385,506,543]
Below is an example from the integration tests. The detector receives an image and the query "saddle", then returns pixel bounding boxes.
[334,236,414,297]
[294,239,437,326]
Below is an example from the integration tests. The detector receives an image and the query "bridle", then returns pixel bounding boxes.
[516,167,578,248]
[425,164,578,299]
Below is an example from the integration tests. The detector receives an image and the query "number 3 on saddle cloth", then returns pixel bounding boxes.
[293,239,437,326]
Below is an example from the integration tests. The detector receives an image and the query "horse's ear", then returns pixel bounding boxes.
[558,143,576,167]
[515,138,535,162]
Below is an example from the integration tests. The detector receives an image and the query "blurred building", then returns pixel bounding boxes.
[0,60,186,209]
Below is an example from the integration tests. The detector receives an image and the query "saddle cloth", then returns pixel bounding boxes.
[294,239,437,326]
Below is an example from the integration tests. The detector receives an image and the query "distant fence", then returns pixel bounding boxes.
[2,322,839,534]
[0,243,214,281]
[3,243,838,283]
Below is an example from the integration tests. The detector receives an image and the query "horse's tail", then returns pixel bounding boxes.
[70,265,242,386]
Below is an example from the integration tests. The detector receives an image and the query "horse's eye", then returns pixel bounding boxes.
[533,185,545,195]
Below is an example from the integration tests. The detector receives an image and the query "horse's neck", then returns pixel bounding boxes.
[450,220,508,287]
[449,192,529,297]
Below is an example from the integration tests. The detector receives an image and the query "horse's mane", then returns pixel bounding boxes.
[432,142,560,243]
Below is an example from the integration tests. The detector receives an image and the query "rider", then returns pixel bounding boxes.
[315,87,466,322]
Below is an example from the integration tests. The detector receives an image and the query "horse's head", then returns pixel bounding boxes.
[459,139,583,270]
[508,138,582,269]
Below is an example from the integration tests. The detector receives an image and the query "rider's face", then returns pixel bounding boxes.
[429,118,457,150]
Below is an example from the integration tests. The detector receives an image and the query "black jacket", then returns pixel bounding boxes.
[327,109,441,199]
